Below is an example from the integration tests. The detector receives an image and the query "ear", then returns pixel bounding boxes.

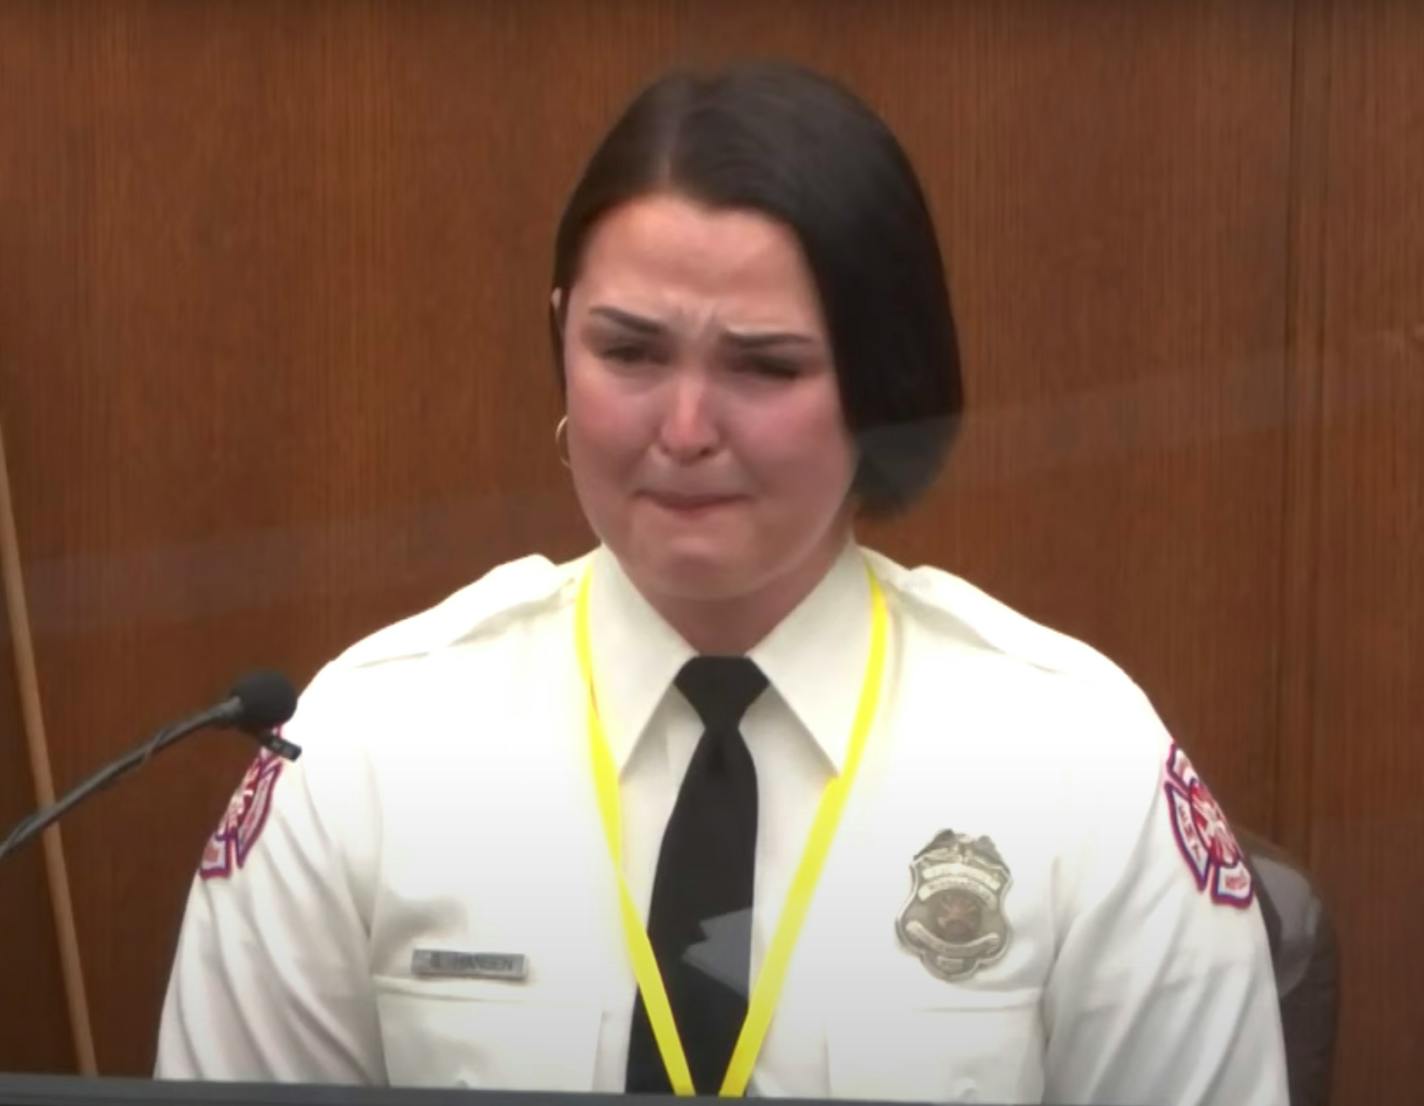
[550,287,563,318]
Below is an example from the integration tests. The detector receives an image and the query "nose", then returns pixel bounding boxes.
[655,368,720,462]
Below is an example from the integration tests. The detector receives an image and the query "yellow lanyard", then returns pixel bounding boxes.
[575,560,888,1097]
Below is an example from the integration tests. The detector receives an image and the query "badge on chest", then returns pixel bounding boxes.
[896,829,1013,982]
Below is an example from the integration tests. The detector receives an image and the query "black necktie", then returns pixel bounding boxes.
[625,655,768,1095]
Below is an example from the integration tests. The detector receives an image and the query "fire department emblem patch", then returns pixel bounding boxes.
[1164,743,1253,908]
[896,830,1012,982]
[199,747,284,880]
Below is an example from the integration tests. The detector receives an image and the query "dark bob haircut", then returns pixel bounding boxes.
[550,60,963,517]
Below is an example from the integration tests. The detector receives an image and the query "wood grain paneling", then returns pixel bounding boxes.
[0,0,723,1075]
[848,0,1297,836]
[1274,0,1333,864]
[0,631,75,1073]
[0,6,82,1076]
[1310,1,1424,1099]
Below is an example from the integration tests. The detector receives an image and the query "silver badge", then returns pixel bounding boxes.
[896,830,1012,982]
[411,949,529,982]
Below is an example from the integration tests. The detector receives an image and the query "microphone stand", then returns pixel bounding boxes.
[0,709,300,865]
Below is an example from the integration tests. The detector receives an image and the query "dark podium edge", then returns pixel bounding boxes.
[0,1076,1046,1106]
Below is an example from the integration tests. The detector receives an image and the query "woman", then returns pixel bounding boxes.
[157,62,1287,1104]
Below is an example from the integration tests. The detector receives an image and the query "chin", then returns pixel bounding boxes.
[632,541,767,603]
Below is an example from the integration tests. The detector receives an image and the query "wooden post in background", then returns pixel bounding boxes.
[0,422,98,1076]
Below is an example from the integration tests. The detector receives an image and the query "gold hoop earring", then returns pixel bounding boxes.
[554,415,571,469]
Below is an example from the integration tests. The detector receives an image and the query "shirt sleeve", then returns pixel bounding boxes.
[154,673,385,1083]
[1041,691,1289,1106]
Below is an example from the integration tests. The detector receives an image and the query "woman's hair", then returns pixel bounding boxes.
[551,60,964,517]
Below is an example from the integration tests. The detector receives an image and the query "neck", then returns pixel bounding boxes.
[636,530,852,655]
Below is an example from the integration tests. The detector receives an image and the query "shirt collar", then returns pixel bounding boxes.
[587,540,871,776]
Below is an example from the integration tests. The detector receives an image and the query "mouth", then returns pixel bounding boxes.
[641,491,745,515]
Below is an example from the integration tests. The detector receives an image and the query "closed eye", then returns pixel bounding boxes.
[600,345,657,366]
[738,356,801,379]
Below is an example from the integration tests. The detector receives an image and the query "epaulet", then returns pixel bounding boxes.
[863,549,1135,690]
[326,552,588,672]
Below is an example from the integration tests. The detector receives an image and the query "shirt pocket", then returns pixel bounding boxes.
[825,989,1044,1104]
[372,975,602,1091]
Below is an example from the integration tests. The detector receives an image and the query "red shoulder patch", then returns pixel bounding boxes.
[1163,743,1253,908]
[200,747,284,880]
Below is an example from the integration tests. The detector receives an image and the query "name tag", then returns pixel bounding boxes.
[411,948,529,982]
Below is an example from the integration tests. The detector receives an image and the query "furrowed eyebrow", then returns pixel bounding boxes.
[587,306,820,350]
[720,330,819,350]
[587,306,667,337]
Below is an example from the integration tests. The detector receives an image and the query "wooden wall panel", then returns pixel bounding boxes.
[838,0,1297,836]
[1310,1,1424,1099]
[0,631,74,1072]
[0,5,83,1075]
[0,0,611,1073]
[1274,0,1332,864]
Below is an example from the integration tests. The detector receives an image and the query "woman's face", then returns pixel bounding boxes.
[560,192,858,607]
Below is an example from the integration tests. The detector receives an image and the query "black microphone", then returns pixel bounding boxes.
[209,670,301,735]
[0,670,301,864]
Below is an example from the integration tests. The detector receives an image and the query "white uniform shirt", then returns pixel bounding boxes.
[156,543,1288,1104]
